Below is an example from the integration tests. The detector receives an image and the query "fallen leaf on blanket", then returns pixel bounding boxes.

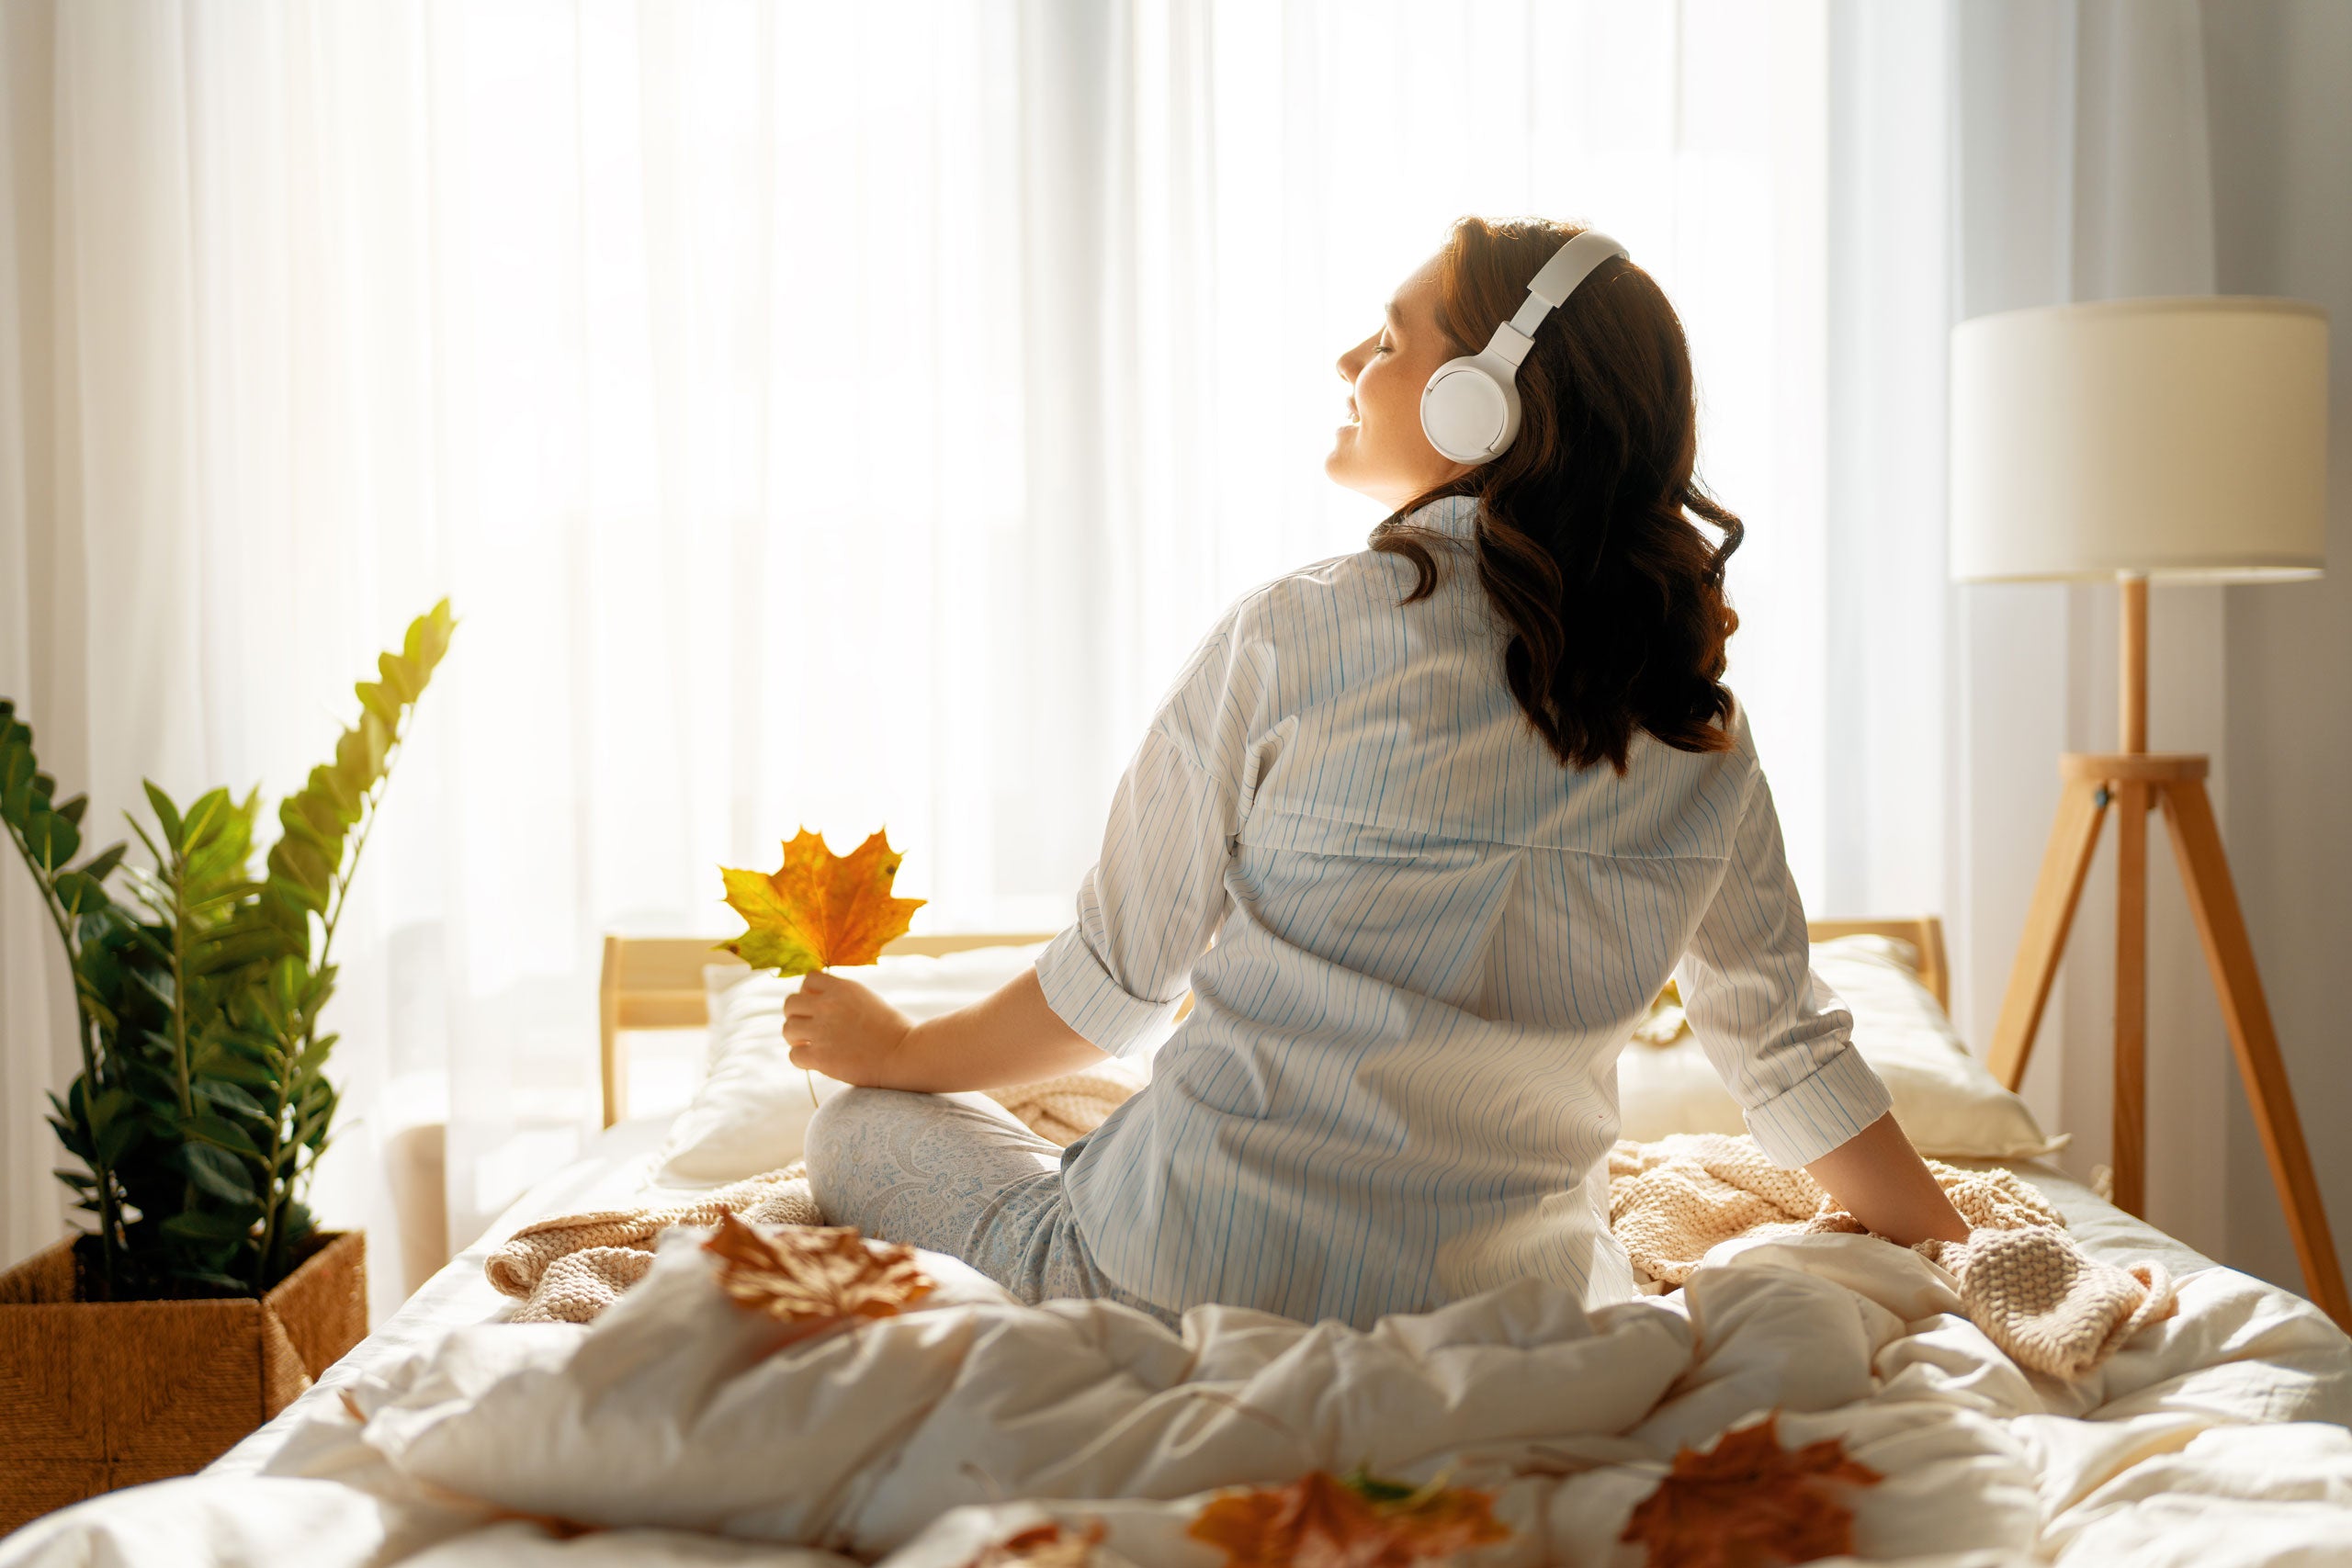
[1620,1413,1879,1568]
[1187,1466,1510,1567]
[703,1213,934,1333]
[718,826,926,975]
[966,1519,1108,1567]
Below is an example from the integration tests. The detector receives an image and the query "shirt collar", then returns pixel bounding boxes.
[1400,492,1482,540]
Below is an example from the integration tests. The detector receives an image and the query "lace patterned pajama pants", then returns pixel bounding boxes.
[803,1086,1181,1329]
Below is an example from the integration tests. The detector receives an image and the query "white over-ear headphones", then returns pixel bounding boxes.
[1419,229,1628,466]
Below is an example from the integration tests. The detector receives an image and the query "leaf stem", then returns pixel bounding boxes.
[318,737,399,972]
[252,1018,296,1293]
[256,729,396,1291]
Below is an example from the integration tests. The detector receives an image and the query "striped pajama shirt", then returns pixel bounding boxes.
[816,492,1892,1330]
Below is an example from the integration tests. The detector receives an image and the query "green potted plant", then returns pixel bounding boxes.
[0,601,454,1530]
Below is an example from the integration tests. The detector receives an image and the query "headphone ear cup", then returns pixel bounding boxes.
[1421,356,1522,465]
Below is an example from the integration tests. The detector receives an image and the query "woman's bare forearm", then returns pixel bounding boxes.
[876,968,1112,1093]
[1804,1111,1971,1246]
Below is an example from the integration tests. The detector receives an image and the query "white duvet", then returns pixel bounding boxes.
[6,1210,2349,1568]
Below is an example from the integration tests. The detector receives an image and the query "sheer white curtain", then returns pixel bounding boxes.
[1946,0,2233,1260]
[1825,0,2235,1260]
[0,0,1837,1315]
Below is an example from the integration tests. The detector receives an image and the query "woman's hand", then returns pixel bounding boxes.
[1804,1111,1971,1247]
[781,971,916,1089]
[782,966,1112,1096]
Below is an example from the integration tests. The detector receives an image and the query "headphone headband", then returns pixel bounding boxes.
[1419,228,1628,465]
[1482,230,1627,367]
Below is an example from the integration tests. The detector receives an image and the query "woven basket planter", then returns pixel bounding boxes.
[0,1229,366,1536]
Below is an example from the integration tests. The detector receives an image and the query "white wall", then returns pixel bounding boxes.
[2200,0,2352,1295]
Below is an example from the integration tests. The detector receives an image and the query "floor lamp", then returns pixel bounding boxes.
[1949,296,2347,1330]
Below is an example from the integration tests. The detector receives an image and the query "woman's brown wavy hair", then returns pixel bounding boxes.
[1373,217,1742,774]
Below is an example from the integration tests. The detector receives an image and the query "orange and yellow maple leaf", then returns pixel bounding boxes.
[1187,1468,1510,1568]
[719,827,926,976]
[1619,1413,1880,1568]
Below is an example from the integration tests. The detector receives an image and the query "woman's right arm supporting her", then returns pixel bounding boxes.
[1804,1111,1970,1247]
[1676,720,1962,1246]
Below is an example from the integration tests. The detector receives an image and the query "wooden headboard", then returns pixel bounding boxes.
[597,915,1948,1128]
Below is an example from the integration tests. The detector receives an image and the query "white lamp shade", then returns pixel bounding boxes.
[1950,298,2328,582]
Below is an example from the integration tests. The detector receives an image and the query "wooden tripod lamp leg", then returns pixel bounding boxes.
[1985,777,2111,1092]
[2158,776,2352,1330]
[2112,781,2149,1216]
[2111,577,2151,1215]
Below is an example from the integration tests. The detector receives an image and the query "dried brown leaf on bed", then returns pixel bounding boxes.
[703,1213,934,1335]
[963,1518,1109,1567]
[1186,1466,1510,1567]
[1619,1413,1879,1568]
[718,826,926,976]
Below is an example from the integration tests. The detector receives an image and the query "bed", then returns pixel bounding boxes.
[4,919,2347,1567]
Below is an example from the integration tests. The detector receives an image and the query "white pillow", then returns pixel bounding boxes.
[650,942,1051,1186]
[655,931,2054,1183]
[1615,934,2062,1160]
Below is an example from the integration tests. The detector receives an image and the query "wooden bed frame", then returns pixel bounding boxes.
[597,917,1949,1129]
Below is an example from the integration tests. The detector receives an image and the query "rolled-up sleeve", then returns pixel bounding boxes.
[1677,753,1893,1168]
[1035,600,1273,1060]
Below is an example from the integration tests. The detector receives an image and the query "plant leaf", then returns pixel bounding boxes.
[306,762,363,825]
[268,834,337,899]
[163,1209,255,1245]
[378,650,420,704]
[180,1142,259,1203]
[0,731,36,824]
[357,709,393,776]
[184,1113,265,1156]
[718,828,925,977]
[85,1087,131,1137]
[404,598,456,670]
[1617,1413,1881,1568]
[193,1078,269,1120]
[142,781,186,852]
[93,1113,141,1169]
[77,841,128,885]
[51,870,108,919]
[288,784,346,840]
[27,809,79,870]
[181,785,234,852]
[354,680,401,728]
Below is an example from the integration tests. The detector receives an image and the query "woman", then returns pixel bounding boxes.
[798,217,1967,1330]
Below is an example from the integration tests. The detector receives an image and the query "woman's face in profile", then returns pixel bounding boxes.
[1327,252,1474,509]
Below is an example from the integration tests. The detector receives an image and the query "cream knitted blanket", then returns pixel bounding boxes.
[487,1166,824,1324]
[1609,1133,2177,1380]
[486,1065,1139,1324]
